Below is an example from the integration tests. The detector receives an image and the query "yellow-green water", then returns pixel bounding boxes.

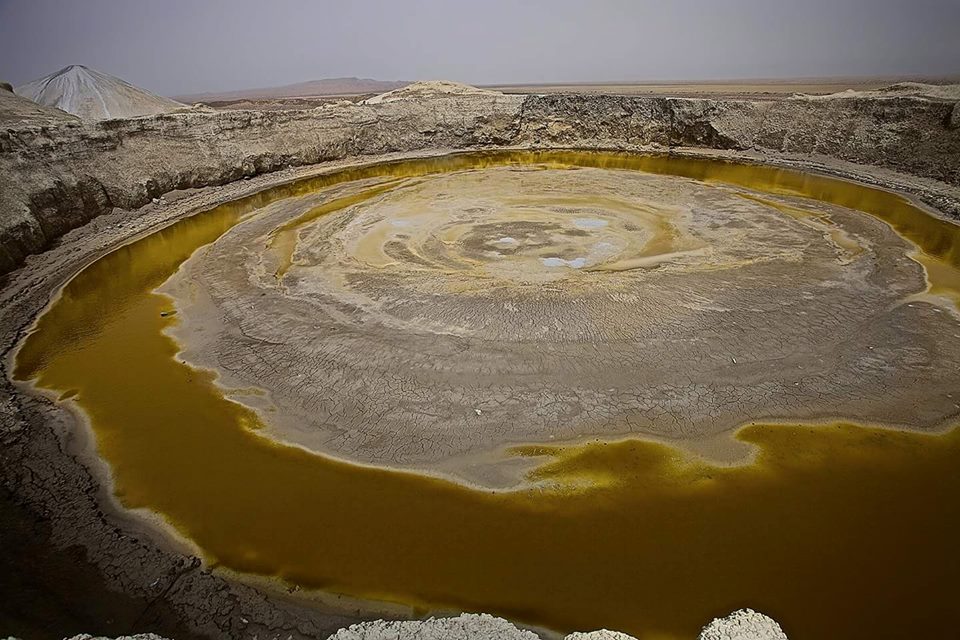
[14,151,960,639]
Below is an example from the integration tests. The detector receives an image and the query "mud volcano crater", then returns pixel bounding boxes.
[11,149,960,640]
[4,82,960,640]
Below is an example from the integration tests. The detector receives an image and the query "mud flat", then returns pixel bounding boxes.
[4,149,959,640]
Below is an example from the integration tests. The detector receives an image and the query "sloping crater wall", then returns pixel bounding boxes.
[0,86,958,276]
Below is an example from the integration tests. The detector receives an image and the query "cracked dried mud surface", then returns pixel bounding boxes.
[162,154,960,475]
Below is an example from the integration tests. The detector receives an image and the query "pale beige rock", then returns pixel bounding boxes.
[697,608,788,640]
[362,80,498,104]
[326,613,540,640]
[66,636,171,640]
[566,630,638,640]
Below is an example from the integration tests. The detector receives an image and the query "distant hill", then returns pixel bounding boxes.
[178,77,410,102]
[16,65,185,120]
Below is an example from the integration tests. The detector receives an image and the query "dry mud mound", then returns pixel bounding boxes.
[362,80,499,103]
[15,65,185,120]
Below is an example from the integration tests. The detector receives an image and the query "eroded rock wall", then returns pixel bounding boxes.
[0,89,524,274]
[1,86,958,276]
[518,94,960,182]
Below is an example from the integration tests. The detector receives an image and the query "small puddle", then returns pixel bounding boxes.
[13,151,960,640]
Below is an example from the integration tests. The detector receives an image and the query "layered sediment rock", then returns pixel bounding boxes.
[519,92,960,181]
[1,82,958,275]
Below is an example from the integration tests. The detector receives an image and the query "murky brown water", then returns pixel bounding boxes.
[14,151,960,639]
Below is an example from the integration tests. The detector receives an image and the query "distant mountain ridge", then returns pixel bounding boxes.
[16,65,185,120]
[178,77,410,102]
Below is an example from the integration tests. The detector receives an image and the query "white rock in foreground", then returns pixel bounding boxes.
[566,630,638,640]
[697,608,788,640]
[54,609,788,640]
[327,613,540,639]
[326,610,789,640]
[66,635,170,640]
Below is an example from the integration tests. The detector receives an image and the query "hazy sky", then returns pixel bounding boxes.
[1,0,958,97]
